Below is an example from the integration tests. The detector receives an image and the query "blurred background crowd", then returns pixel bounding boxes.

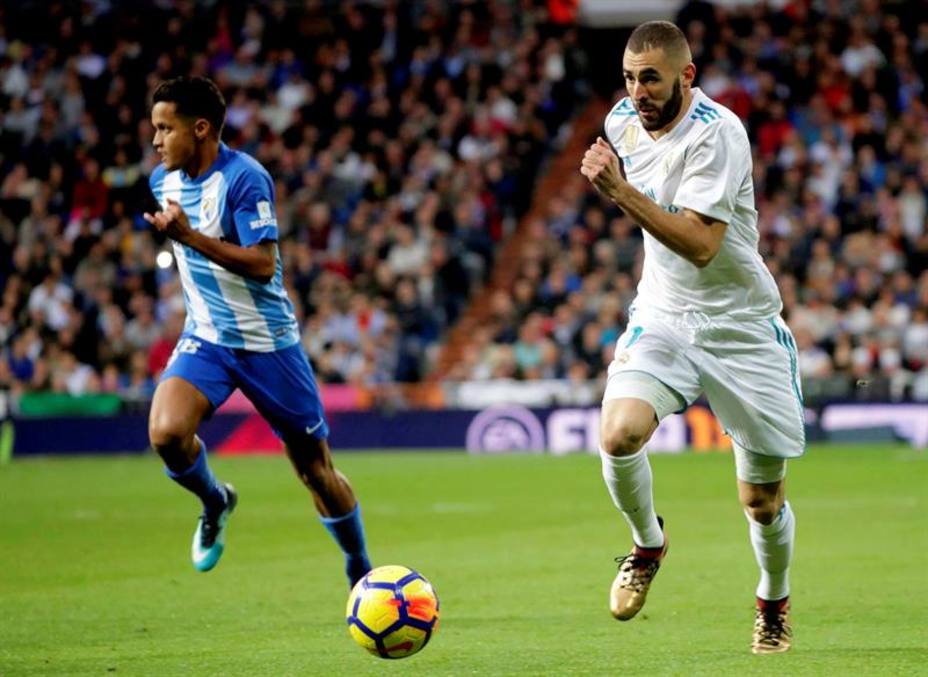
[0,0,583,399]
[445,0,928,402]
[0,0,926,405]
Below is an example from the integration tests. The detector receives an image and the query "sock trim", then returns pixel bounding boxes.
[633,544,665,557]
[599,446,647,466]
[745,501,791,535]
[320,502,360,525]
[757,596,789,611]
[164,440,207,479]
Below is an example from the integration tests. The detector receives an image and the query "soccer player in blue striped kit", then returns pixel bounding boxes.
[143,76,372,584]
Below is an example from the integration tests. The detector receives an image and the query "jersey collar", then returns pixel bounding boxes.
[180,142,231,185]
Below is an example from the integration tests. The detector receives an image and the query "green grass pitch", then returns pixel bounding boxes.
[1,445,926,676]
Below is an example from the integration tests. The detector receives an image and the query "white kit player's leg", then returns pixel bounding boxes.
[697,316,803,653]
[745,492,795,654]
[599,317,700,621]
[735,451,795,654]
[601,370,684,549]
[599,395,667,622]
[746,499,795,601]
[601,364,692,620]
[600,319,695,549]
[600,446,663,547]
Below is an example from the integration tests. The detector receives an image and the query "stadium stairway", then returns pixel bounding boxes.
[432,98,610,379]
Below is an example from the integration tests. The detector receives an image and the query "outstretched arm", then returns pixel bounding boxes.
[144,199,276,282]
[580,137,727,268]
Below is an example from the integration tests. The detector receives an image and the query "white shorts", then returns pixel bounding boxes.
[603,307,806,464]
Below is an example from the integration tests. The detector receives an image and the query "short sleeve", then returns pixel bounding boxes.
[228,169,279,246]
[673,123,745,224]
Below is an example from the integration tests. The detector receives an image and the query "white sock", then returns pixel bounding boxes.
[746,500,795,600]
[600,447,664,548]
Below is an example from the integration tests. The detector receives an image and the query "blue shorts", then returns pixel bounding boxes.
[161,334,329,441]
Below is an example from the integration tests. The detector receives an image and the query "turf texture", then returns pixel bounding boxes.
[1,445,926,675]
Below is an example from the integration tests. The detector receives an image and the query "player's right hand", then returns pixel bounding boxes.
[144,198,195,244]
[581,137,626,201]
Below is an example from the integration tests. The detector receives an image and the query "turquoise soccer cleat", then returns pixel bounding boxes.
[191,483,238,572]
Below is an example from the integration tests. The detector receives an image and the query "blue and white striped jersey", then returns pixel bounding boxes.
[149,143,299,352]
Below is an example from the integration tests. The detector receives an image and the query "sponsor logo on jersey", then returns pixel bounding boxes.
[623,125,639,154]
[250,200,277,229]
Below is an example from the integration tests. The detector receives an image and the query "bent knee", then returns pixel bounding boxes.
[600,421,651,457]
[149,414,195,451]
[741,494,783,525]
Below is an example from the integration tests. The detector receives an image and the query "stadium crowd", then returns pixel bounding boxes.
[1,0,927,405]
[447,0,928,402]
[0,1,583,398]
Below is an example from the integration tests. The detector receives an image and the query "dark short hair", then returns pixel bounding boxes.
[152,76,226,137]
[627,21,691,65]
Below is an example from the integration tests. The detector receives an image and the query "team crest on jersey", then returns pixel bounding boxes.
[201,195,217,224]
[623,125,639,154]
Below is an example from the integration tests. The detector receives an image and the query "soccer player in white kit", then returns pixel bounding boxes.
[580,21,802,654]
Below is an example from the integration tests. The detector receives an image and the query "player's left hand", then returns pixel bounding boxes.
[581,137,626,200]
[143,199,195,244]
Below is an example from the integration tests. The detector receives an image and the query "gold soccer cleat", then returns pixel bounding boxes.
[609,517,668,621]
[752,598,792,654]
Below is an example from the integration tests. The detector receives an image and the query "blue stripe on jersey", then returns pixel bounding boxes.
[242,260,298,350]
[695,103,721,119]
[178,184,246,347]
[611,99,638,116]
[690,102,721,124]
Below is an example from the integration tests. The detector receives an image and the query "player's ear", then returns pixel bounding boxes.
[682,62,696,88]
[193,118,211,141]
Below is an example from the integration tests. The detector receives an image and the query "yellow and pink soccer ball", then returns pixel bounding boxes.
[346,565,440,659]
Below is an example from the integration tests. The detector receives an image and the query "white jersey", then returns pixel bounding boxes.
[604,88,781,320]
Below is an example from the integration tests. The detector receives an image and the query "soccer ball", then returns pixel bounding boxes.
[345,565,440,659]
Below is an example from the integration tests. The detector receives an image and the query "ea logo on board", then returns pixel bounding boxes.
[465,406,545,454]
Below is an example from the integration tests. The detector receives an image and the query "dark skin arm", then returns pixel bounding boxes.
[144,198,276,282]
[581,137,727,268]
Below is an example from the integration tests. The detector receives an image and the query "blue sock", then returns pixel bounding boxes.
[320,503,372,586]
[165,441,227,518]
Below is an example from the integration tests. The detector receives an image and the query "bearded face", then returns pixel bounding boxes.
[635,77,684,131]
[623,48,691,133]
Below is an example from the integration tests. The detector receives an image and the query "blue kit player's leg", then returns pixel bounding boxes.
[319,504,372,586]
[151,335,238,571]
[232,344,372,586]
